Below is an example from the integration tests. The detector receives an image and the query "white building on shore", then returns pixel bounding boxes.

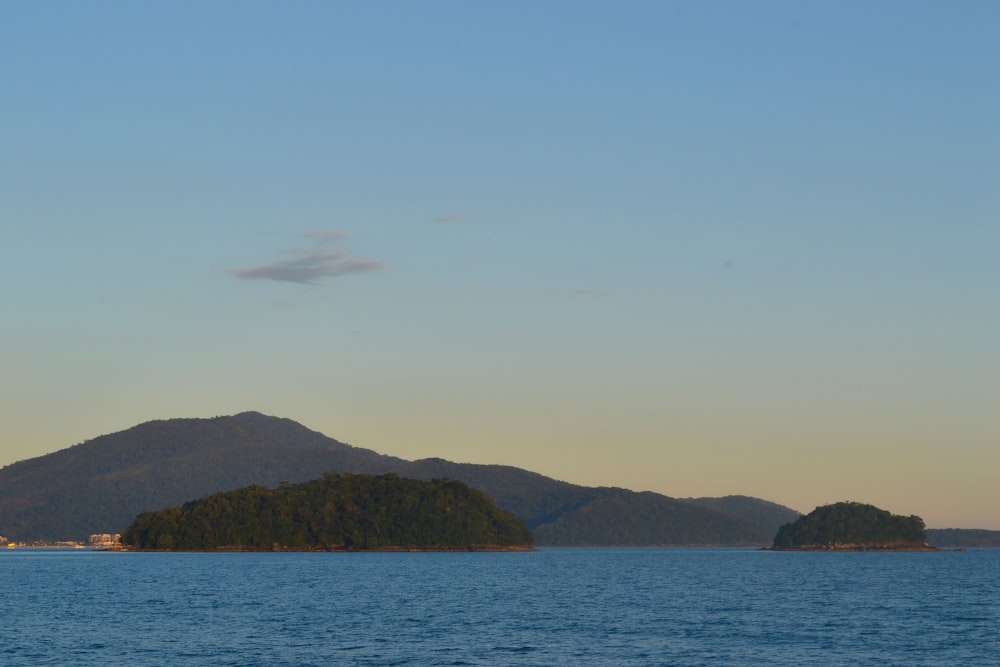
[88,533,122,549]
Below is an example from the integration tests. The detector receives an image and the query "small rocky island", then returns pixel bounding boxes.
[121,473,535,551]
[771,501,935,551]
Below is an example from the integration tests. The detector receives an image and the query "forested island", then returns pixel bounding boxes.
[772,501,934,551]
[120,473,535,551]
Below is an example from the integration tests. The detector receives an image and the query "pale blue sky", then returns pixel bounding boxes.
[3,2,998,528]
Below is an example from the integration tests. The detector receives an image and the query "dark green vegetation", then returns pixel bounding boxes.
[2,411,794,544]
[121,473,533,551]
[772,502,932,551]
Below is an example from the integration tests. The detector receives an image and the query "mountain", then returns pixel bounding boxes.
[121,473,534,551]
[0,411,798,545]
[0,412,402,541]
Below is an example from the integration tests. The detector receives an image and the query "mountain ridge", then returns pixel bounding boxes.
[3,411,794,544]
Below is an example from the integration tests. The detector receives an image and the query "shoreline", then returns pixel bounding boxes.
[120,544,537,553]
[766,544,941,552]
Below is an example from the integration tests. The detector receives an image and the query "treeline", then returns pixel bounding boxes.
[773,501,928,550]
[121,473,535,551]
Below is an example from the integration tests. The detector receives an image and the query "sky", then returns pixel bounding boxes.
[2,1,998,529]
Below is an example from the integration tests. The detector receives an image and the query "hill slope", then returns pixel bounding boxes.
[530,489,776,546]
[1,412,797,545]
[685,495,801,537]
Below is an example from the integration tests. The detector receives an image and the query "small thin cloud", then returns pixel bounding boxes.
[430,214,472,223]
[230,251,383,284]
[230,231,383,285]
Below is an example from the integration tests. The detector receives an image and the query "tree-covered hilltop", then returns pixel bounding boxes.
[772,501,931,551]
[120,473,535,551]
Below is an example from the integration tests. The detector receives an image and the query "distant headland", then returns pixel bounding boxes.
[771,501,936,551]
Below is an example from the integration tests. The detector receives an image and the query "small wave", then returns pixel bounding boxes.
[492,645,538,653]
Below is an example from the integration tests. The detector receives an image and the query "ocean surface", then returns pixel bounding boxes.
[2,547,997,666]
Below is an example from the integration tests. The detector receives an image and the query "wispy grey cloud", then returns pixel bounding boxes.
[430,214,471,223]
[230,231,384,285]
[230,251,383,284]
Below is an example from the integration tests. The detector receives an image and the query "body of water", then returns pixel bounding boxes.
[2,547,997,666]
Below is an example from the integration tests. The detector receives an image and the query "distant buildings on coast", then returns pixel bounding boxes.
[0,533,121,549]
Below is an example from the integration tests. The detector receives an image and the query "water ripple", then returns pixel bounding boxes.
[1,548,998,666]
